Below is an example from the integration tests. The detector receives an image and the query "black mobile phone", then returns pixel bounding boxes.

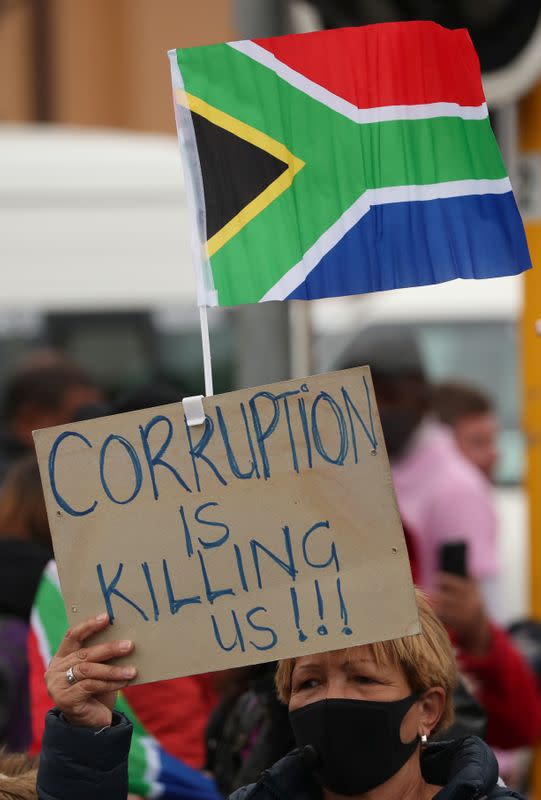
[439,541,468,578]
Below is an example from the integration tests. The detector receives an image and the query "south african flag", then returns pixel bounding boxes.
[169,20,530,308]
[29,562,221,800]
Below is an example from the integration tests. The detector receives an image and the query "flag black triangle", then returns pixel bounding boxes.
[190,110,289,240]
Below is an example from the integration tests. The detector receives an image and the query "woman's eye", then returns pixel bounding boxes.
[354,675,378,685]
[297,678,319,690]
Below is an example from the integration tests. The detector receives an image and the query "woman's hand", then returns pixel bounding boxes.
[433,573,492,657]
[45,612,137,728]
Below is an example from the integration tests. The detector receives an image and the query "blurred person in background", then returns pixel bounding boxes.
[0,456,51,752]
[0,455,51,620]
[113,380,182,414]
[0,355,104,485]
[27,380,218,777]
[433,382,499,480]
[341,332,501,618]
[205,662,294,796]
[403,521,541,753]
[339,335,541,753]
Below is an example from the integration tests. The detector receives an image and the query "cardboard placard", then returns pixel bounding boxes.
[34,368,419,684]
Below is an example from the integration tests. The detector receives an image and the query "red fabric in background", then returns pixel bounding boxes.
[459,624,541,750]
[123,674,216,768]
[28,626,216,767]
[28,628,51,756]
[254,21,485,109]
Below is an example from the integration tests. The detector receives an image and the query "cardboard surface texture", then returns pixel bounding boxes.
[33,367,420,684]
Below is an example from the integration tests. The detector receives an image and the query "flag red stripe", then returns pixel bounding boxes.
[254,21,485,109]
[28,627,53,754]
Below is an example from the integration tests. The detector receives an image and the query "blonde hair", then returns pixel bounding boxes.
[275,588,458,734]
[0,750,38,800]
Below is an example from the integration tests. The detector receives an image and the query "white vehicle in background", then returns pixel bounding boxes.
[2,124,528,623]
[0,124,234,396]
[311,277,528,623]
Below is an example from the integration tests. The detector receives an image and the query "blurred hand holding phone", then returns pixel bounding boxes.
[439,541,468,577]
[435,541,491,656]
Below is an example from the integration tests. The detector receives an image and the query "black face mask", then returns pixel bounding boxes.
[379,409,420,459]
[289,695,420,796]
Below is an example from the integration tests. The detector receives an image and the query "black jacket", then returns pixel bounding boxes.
[37,710,524,800]
[231,737,525,800]
[37,711,131,800]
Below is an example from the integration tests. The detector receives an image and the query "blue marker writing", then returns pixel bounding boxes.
[290,587,307,642]
[99,434,143,505]
[250,526,297,589]
[302,521,340,572]
[336,577,353,635]
[341,378,378,459]
[314,579,328,636]
[96,563,148,623]
[184,415,227,492]
[141,562,160,622]
[311,392,348,466]
[249,391,280,480]
[246,606,278,651]
[162,559,201,615]
[48,431,97,517]
[139,415,191,498]
[211,610,246,653]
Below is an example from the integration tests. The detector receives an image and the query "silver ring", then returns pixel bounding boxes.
[66,666,77,686]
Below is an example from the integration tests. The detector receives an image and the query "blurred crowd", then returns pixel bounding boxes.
[1,343,541,798]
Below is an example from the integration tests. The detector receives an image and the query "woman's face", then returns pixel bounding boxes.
[289,645,423,742]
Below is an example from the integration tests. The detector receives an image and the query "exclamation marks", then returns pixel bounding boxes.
[314,580,328,636]
[337,577,352,635]
[290,580,353,641]
[290,587,307,642]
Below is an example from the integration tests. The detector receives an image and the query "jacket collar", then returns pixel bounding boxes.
[246,749,320,800]
[422,737,498,799]
[248,737,500,800]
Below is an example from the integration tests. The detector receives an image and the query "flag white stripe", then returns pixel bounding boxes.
[228,40,488,123]
[261,177,512,302]
[31,609,52,666]
[30,561,60,666]
[141,737,165,799]
[44,559,60,588]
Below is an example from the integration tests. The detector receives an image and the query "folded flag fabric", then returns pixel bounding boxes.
[29,562,221,800]
[168,20,531,308]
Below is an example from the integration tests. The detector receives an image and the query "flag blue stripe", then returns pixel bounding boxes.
[155,747,222,800]
[285,191,531,301]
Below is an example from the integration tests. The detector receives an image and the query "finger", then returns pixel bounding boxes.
[434,586,457,603]
[56,613,110,658]
[431,592,453,616]
[432,601,452,621]
[432,584,453,603]
[71,662,137,683]
[434,581,462,602]
[436,572,468,590]
[74,678,135,696]
[70,639,134,665]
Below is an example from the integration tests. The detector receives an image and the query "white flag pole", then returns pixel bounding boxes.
[199,305,214,397]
